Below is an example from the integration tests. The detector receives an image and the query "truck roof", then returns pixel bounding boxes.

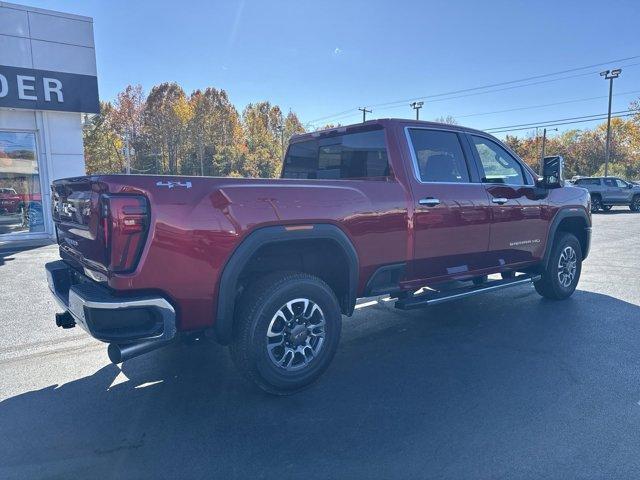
[290,118,493,143]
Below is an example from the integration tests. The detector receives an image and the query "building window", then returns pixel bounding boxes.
[0,131,45,236]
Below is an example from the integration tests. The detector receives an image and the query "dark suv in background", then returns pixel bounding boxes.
[574,177,640,212]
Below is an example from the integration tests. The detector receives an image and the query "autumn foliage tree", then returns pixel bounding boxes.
[85,84,307,178]
[504,115,640,179]
[84,101,123,174]
[86,86,640,180]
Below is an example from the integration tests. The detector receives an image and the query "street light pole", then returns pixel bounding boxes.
[410,101,424,120]
[358,107,372,123]
[600,68,622,177]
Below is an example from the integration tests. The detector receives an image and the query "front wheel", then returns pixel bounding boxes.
[590,196,602,213]
[630,196,640,212]
[534,233,582,300]
[230,272,342,395]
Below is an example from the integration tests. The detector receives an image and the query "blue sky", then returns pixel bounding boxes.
[24,0,640,138]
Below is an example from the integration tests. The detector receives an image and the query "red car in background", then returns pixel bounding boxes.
[0,187,21,215]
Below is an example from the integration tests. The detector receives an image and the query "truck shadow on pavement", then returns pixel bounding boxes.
[2,288,640,479]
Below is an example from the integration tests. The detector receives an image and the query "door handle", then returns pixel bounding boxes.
[492,197,508,205]
[419,197,441,207]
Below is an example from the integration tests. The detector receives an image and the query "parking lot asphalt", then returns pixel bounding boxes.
[1,209,640,479]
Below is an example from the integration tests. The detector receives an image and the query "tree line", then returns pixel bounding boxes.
[85,85,640,180]
[504,99,640,179]
[84,83,305,177]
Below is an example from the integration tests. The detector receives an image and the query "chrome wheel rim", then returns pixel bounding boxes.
[266,298,326,372]
[557,246,577,288]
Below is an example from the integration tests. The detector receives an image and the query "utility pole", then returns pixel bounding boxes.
[539,127,557,170]
[358,107,372,123]
[600,68,622,177]
[410,101,424,120]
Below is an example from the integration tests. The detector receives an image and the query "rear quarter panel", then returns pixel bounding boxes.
[102,175,409,330]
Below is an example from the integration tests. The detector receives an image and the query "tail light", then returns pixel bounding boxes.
[101,194,149,273]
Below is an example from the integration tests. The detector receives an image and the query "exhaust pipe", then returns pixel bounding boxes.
[107,338,173,364]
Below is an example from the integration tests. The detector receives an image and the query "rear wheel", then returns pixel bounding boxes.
[230,272,342,395]
[630,195,640,212]
[602,205,612,212]
[534,233,582,300]
[590,195,602,213]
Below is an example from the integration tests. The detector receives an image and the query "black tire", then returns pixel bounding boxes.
[630,195,640,212]
[602,205,612,212]
[590,195,602,213]
[534,233,582,300]
[229,272,342,395]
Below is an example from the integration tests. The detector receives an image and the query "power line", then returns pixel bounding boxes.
[371,56,640,108]
[487,112,636,134]
[372,62,640,114]
[485,109,634,132]
[310,67,640,128]
[306,55,640,125]
[454,89,640,119]
[490,113,635,134]
[306,68,616,125]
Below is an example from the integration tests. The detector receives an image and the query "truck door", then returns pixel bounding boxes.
[615,178,635,202]
[602,178,624,203]
[404,127,493,281]
[467,134,548,267]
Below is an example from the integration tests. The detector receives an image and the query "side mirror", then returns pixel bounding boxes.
[542,155,564,189]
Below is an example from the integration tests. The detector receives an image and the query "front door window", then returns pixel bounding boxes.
[0,131,44,236]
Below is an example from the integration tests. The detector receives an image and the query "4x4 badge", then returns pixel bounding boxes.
[156,181,192,189]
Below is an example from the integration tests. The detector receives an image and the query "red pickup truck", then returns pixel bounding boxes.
[46,119,591,394]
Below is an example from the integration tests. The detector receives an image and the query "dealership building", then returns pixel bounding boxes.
[0,2,98,246]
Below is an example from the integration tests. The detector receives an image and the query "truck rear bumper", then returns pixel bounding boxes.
[45,260,176,344]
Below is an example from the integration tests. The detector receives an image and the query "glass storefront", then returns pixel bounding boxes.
[0,131,45,236]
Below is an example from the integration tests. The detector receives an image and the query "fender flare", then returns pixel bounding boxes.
[542,208,591,269]
[214,224,359,345]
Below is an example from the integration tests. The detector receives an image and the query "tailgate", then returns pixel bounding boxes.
[52,177,108,272]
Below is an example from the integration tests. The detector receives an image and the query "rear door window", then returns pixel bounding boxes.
[407,129,470,183]
[282,129,389,179]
